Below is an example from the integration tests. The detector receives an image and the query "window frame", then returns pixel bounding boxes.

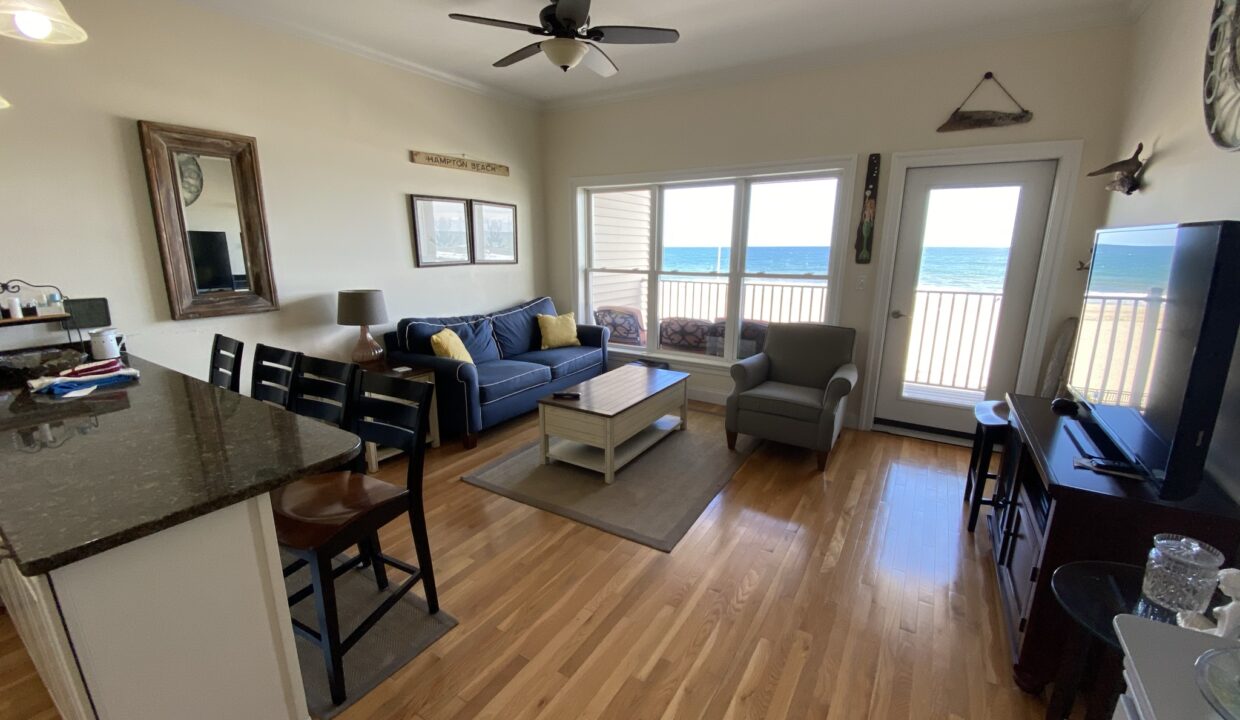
[574,157,857,366]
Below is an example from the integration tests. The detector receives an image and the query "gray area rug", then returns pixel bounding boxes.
[463,410,752,552]
[284,553,457,720]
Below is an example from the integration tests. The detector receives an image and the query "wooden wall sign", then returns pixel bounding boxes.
[410,151,510,177]
[855,153,881,264]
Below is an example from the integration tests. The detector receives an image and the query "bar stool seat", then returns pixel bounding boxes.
[272,471,408,550]
[965,399,1010,532]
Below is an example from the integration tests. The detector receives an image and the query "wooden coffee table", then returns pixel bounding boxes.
[537,365,689,484]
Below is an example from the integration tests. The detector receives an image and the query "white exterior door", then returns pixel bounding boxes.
[874,160,1057,434]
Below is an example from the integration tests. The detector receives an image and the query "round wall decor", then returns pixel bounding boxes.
[1205,0,1240,150]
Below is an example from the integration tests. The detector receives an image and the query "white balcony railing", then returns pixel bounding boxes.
[657,277,830,324]
[903,290,1003,399]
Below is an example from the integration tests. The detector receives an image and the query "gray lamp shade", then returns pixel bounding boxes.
[337,289,388,326]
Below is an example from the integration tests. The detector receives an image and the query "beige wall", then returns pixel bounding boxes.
[1105,0,1240,227]
[0,0,542,384]
[542,26,1133,410]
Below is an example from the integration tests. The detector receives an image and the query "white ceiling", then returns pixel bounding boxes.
[191,0,1148,106]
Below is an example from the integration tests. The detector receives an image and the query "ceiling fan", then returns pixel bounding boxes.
[448,0,679,77]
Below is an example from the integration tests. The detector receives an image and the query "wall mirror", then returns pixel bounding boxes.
[138,121,278,320]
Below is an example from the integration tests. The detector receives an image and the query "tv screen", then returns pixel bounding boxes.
[1066,224,1207,480]
[188,230,235,292]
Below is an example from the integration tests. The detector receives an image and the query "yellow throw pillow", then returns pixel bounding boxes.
[538,312,581,350]
[430,328,473,363]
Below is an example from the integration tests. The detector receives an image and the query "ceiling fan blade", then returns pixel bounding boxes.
[449,13,547,35]
[493,42,545,68]
[588,25,680,44]
[582,42,618,77]
[555,0,592,30]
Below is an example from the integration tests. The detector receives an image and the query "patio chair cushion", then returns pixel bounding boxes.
[594,306,644,345]
[737,381,824,422]
[475,360,552,404]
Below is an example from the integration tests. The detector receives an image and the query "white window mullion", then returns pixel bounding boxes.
[648,186,663,354]
[722,180,747,362]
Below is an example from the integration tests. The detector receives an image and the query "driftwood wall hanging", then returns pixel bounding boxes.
[937,71,1033,132]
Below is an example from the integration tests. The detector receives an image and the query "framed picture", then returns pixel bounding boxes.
[471,200,518,265]
[410,195,472,267]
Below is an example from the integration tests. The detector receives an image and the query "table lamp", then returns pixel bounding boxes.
[337,289,388,363]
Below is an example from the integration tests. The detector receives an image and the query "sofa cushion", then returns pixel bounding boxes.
[399,316,500,363]
[430,328,473,363]
[512,346,605,379]
[537,312,582,350]
[738,381,824,422]
[489,297,556,358]
[476,360,552,404]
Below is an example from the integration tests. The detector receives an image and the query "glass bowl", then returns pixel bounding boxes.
[1196,648,1240,720]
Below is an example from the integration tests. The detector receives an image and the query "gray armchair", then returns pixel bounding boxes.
[725,323,859,470]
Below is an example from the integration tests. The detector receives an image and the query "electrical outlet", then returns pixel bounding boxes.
[856,273,867,291]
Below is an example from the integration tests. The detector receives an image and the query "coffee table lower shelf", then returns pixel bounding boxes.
[546,415,682,480]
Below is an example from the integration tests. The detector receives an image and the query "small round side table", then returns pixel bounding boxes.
[1046,561,1151,720]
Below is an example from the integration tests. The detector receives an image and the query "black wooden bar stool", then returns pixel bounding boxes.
[964,399,1010,532]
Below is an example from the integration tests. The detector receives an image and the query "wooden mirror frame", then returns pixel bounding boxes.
[138,121,279,320]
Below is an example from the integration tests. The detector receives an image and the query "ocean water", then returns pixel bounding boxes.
[661,245,1172,294]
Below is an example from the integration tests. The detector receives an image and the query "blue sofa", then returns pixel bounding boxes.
[384,297,610,447]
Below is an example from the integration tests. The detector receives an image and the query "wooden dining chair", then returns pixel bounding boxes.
[289,355,358,429]
[271,371,437,705]
[251,344,302,409]
[208,334,244,392]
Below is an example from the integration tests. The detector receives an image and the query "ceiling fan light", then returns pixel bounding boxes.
[0,0,87,44]
[541,38,588,72]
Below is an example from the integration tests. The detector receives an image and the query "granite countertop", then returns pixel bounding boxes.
[0,356,360,576]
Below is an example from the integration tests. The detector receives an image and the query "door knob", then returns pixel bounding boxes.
[890,310,907,319]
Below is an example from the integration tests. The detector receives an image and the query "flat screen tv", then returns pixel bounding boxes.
[188,230,235,292]
[1066,221,1240,500]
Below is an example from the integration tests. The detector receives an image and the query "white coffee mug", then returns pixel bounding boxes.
[89,327,123,360]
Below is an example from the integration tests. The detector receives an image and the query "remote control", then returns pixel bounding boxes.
[553,392,581,400]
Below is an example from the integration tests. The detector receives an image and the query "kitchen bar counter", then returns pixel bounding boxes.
[0,356,360,720]
[0,356,360,575]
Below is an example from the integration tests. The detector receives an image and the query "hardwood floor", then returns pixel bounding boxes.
[0,403,1052,719]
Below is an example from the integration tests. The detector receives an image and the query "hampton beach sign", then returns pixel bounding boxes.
[409,151,510,177]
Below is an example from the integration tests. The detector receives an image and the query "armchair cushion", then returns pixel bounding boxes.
[738,381,824,422]
[475,360,552,405]
[490,297,557,358]
[764,324,857,389]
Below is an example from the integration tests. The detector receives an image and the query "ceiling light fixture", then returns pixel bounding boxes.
[0,94,9,109]
[541,38,588,72]
[0,0,87,44]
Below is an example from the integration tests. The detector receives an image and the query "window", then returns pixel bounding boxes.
[581,166,848,363]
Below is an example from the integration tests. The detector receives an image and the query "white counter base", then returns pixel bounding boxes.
[0,494,307,720]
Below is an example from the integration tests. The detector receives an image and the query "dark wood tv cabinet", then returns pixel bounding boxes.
[993,394,1240,693]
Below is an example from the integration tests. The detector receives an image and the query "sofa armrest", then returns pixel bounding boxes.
[730,353,770,395]
[577,323,609,348]
[823,363,859,407]
[390,352,481,436]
